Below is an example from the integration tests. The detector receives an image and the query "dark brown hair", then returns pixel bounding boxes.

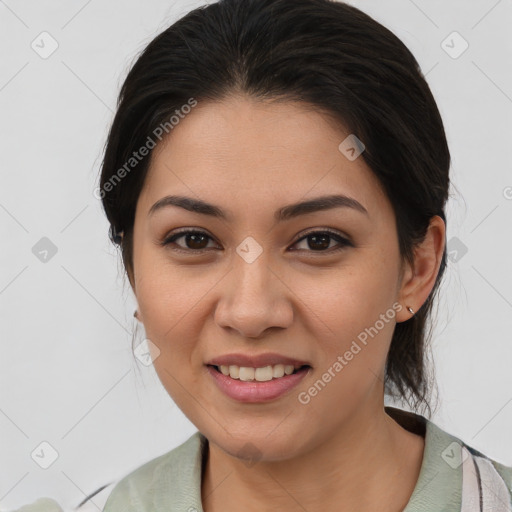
[99,0,450,418]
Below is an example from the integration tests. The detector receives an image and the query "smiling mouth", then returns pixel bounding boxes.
[208,364,311,382]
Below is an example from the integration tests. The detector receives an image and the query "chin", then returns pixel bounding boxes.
[208,425,306,463]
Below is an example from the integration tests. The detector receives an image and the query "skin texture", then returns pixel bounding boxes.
[130,95,445,511]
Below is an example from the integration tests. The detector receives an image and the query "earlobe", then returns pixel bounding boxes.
[396,215,446,323]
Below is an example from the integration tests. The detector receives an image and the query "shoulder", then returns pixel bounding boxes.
[387,407,512,509]
[428,418,512,506]
[102,430,206,511]
[465,444,512,494]
[492,460,512,491]
[7,432,205,512]
[491,459,512,487]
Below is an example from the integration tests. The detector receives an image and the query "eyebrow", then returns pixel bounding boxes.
[148,194,368,221]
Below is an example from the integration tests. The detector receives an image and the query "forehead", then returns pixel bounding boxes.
[138,95,389,219]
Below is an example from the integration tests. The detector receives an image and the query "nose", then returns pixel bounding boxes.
[214,249,294,339]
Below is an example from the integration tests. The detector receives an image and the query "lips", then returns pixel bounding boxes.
[206,352,311,369]
[207,364,311,402]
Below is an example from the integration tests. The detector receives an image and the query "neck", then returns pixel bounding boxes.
[201,405,425,512]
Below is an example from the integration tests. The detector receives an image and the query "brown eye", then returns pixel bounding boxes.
[160,228,352,255]
[162,230,218,251]
[291,230,352,253]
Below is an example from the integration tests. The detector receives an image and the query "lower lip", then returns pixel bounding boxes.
[206,365,311,403]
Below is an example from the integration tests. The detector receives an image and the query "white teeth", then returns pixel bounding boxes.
[229,365,239,378]
[216,363,305,381]
[255,366,273,381]
[284,365,294,375]
[239,367,255,381]
[273,364,285,378]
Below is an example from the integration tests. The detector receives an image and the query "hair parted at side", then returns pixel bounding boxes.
[99,0,451,418]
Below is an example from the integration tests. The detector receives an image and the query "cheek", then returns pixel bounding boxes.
[288,259,399,401]
[134,258,228,406]
[296,304,397,425]
[290,258,398,338]
[135,249,217,337]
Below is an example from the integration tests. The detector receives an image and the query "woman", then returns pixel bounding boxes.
[13,0,511,510]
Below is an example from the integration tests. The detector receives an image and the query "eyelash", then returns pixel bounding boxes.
[159,228,353,255]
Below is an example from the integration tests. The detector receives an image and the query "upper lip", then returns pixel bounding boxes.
[206,352,311,369]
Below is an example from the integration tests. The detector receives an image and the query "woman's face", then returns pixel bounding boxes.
[131,95,414,460]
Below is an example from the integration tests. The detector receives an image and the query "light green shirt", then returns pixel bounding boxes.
[102,406,512,511]
[11,407,512,511]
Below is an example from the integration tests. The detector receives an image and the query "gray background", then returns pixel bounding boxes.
[1,0,511,509]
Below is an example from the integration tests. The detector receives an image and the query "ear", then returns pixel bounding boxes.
[395,215,446,323]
